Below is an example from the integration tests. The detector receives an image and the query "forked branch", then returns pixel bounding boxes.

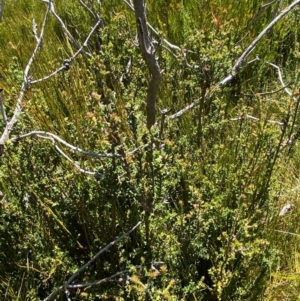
[0,1,51,152]
[219,0,300,87]
[170,0,300,119]
[0,0,102,155]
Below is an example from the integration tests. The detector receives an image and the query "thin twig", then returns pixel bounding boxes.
[29,133,103,177]
[268,62,300,151]
[122,0,181,53]
[12,130,151,176]
[119,57,132,82]
[123,0,195,63]
[246,0,278,30]
[262,0,278,9]
[159,109,171,140]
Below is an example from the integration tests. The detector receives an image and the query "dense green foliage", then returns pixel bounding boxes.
[0,0,300,300]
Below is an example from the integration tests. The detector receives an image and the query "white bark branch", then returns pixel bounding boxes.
[219,0,300,87]
[230,114,284,125]
[267,62,295,97]
[0,2,102,155]
[42,0,92,57]
[78,0,101,21]
[32,19,39,43]
[275,229,300,237]
[31,16,102,84]
[54,144,103,178]
[67,270,130,288]
[169,0,300,120]
[169,102,197,120]
[0,1,51,151]
[11,130,121,158]
[11,131,153,176]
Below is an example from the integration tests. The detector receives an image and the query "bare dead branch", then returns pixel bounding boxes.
[168,1,300,120]
[219,0,300,87]
[32,19,39,43]
[64,289,71,301]
[123,0,134,11]
[132,0,161,129]
[78,0,97,20]
[54,144,103,178]
[42,0,92,57]
[123,0,200,68]
[11,130,153,176]
[30,65,66,84]
[18,133,104,177]
[44,221,142,301]
[262,0,278,9]
[148,24,181,52]
[267,62,295,97]
[124,2,190,68]
[0,1,51,150]
[246,0,278,30]
[127,144,149,155]
[67,221,142,286]
[31,16,102,85]
[183,51,200,69]
[67,270,129,289]
[169,102,197,120]
[255,82,292,96]
[275,229,300,237]
[119,57,132,82]
[246,55,260,65]
[78,0,103,50]
[230,114,284,125]
[159,108,171,140]
[11,130,120,158]
[53,261,165,291]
